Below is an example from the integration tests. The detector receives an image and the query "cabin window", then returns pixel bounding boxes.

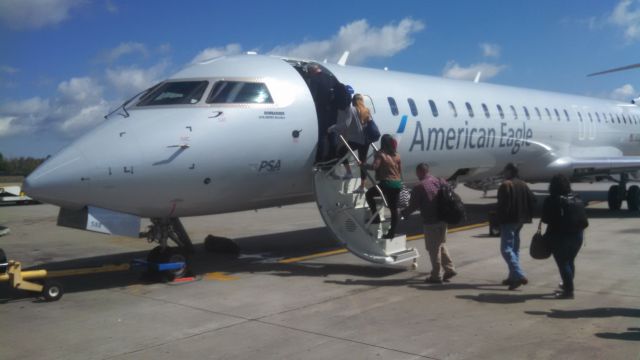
[577,112,583,122]
[623,114,628,124]
[616,114,621,124]
[595,113,601,122]
[604,113,610,123]
[545,108,552,121]
[466,102,474,118]
[554,109,561,121]
[588,113,593,122]
[138,80,209,106]
[535,107,542,120]
[408,98,418,116]
[388,97,399,116]
[481,103,490,118]
[523,106,530,120]
[497,104,504,119]
[448,101,458,117]
[510,105,518,120]
[429,99,439,117]
[207,81,273,104]
[563,109,570,122]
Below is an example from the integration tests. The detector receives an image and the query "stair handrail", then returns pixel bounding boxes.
[337,135,388,209]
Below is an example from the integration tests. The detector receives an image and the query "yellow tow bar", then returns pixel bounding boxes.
[0,260,63,301]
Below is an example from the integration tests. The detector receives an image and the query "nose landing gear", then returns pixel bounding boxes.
[141,218,194,281]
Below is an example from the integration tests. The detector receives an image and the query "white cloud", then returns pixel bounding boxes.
[0,77,111,138]
[0,97,51,136]
[0,0,86,30]
[0,65,19,74]
[190,44,243,64]
[105,61,169,95]
[480,43,501,58]
[98,42,149,63]
[609,0,640,41]
[57,100,109,133]
[105,0,118,13]
[57,77,103,104]
[611,83,636,100]
[268,18,425,64]
[442,61,506,81]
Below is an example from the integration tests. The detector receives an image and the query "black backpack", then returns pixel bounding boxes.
[437,182,466,225]
[558,194,589,232]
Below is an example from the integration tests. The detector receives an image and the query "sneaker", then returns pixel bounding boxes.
[501,278,510,286]
[443,271,458,282]
[554,291,574,299]
[424,277,443,284]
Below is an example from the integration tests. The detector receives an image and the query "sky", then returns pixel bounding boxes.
[0,0,639,158]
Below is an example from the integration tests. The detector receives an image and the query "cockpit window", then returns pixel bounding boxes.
[207,81,273,104]
[137,81,209,106]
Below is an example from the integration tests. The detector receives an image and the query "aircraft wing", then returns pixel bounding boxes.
[549,156,640,177]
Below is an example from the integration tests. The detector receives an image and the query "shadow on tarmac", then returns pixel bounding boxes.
[595,328,640,341]
[526,308,640,342]
[525,307,640,319]
[456,292,556,304]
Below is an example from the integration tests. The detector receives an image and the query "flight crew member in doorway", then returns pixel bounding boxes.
[308,63,338,163]
[362,134,402,239]
[401,163,457,284]
[497,163,536,290]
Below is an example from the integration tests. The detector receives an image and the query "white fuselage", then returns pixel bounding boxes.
[24,55,640,218]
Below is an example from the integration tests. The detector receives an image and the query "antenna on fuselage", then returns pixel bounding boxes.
[337,51,350,66]
[474,71,482,83]
[587,62,640,77]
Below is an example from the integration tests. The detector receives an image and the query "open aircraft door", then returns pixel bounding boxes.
[312,137,419,266]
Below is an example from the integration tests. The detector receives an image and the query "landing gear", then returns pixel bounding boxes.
[141,218,194,280]
[608,185,623,210]
[606,174,640,212]
[627,185,640,211]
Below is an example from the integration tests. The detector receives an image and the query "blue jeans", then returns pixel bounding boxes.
[500,223,526,280]
[551,232,583,294]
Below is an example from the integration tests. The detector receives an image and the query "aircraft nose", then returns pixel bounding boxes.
[23,145,90,209]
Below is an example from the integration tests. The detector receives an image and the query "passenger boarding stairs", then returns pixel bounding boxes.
[313,137,419,266]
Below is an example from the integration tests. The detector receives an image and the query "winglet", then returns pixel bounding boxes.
[337,51,350,66]
[474,71,482,83]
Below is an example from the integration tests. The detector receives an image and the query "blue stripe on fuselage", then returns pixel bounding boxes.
[397,115,408,134]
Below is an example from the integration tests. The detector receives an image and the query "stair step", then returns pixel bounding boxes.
[389,248,419,263]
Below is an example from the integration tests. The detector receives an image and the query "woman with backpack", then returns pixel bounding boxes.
[541,174,588,299]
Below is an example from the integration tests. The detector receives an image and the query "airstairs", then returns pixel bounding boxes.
[313,137,419,266]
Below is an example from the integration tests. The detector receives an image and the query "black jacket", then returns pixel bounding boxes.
[496,178,536,224]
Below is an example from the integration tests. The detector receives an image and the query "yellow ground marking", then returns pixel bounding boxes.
[279,248,349,264]
[47,263,131,278]
[204,272,239,281]
[278,221,490,264]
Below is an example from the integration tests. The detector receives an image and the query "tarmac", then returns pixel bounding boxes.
[0,183,639,359]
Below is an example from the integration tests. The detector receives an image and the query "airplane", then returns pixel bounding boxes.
[21,53,640,272]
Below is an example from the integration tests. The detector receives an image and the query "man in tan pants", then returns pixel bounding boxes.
[402,163,456,283]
